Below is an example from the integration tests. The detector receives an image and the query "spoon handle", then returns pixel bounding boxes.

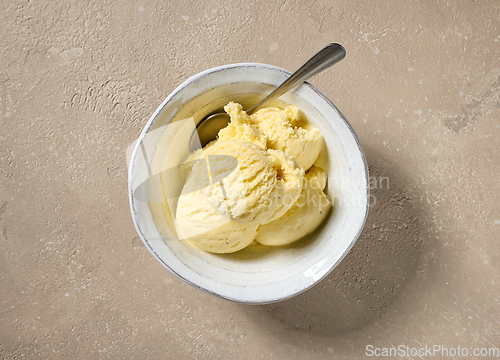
[247,43,346,114]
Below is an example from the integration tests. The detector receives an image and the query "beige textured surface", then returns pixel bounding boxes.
[1,0,499,359]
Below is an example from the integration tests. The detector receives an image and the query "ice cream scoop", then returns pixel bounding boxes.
[175,139,304,253]
[190,43,346,149]
[255,166,332,246]
[223,102,322,171]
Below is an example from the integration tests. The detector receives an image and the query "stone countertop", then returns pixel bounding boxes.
[1,0,499,359]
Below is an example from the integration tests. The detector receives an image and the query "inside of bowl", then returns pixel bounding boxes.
[150,88,349,276]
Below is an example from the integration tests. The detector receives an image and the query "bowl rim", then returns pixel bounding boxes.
[128,62,370,304]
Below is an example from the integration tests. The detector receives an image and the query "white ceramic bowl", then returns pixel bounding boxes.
[128,63,369,304]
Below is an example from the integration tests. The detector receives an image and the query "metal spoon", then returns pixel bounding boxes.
[191,43,346,149]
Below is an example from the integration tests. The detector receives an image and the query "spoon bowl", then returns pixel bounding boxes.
[128,62,369,303]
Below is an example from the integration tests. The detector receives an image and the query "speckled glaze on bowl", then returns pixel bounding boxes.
[128,63,369,304]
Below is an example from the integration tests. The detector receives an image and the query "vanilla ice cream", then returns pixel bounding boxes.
[255,166,331,246]
[222,102,322,170]
[175,101,331,253]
